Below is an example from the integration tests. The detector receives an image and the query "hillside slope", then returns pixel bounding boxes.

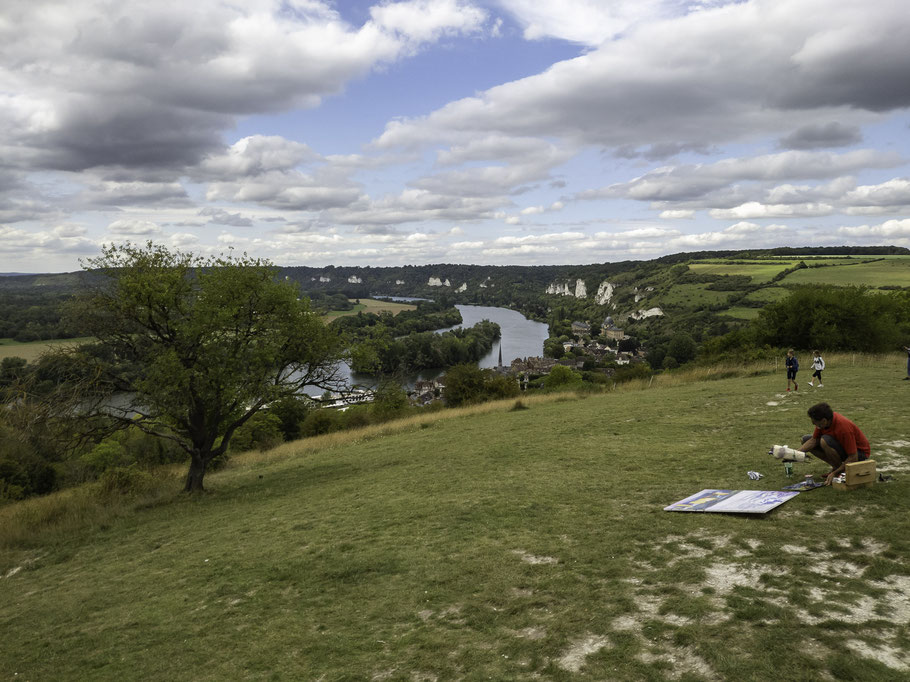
[2,354,909,680]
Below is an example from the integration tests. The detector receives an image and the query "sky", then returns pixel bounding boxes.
[2,0,910,273]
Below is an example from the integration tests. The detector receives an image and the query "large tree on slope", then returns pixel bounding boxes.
[68,242,344,492]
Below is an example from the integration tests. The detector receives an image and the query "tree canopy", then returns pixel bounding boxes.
[753,285,909,352]
[63,242,344,492]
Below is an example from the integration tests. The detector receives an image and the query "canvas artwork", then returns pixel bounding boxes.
[664,489,799,514]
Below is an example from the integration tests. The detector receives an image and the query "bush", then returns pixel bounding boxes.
[300,409,343,438]
[443,364,487,407]
[72,428,185,483]
[543,365,583,391]
[443,365,520,406]
[666,332,697,364]
[484,373,520,400]
[230,411,284,453]
[370,379,410,422]
[613,363,653,384]
[341,406,372,430]
[268,395,312,441]
[0,423,58,500]
[80,439,132,477]
[96,466,155,498]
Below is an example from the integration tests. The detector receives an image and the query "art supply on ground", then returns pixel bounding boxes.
[664,489,798,514]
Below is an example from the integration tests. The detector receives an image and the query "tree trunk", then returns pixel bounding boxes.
[183,455,207,493]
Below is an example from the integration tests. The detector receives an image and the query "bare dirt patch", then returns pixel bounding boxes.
[639,647,715,680]
[513,550,558,565]
[780,544,809,555]
[703,563,765,593]
[556,634,610,672]
[845,639,910,671]
[811,507,855,517]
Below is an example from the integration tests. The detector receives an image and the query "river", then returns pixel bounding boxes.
[437,305,550,369]
[309,304,550,394]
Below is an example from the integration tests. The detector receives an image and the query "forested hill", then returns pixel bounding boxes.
[3,247,910,343]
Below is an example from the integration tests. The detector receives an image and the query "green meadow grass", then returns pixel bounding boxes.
[688,257,898,285]
[2,354,909,680]
[719,306,761,320]
[741,286,791,305]
[687,261,799,283]
[782,258,910,289]
[655,283,732,307]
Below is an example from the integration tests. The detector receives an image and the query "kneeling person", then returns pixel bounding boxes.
[798,402,871,486]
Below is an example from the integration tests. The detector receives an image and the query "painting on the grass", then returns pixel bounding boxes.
[664,489,799,514]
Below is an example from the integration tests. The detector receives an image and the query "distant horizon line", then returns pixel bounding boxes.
[6,245,909,276]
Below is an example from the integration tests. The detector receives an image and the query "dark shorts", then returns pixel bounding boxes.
[802,434,869,462]
[787,369,798,379]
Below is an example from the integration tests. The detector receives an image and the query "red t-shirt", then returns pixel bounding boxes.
[813,412,871,456]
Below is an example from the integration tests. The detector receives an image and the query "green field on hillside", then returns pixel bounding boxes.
[687,261,798,283]
[0,337,94,362]
[321,297,417,321]
[3,354,909,680]
[719,306,762,320]
[781,258,910,288]
[741,286,790,305]
[655,283,732,307]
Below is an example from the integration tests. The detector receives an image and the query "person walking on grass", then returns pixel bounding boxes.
[904,345,910,380]
[808,350,825,387]
[797,402,871,486]
[786,348,799,392]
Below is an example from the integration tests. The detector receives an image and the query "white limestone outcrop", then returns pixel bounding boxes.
[546,278,587,298]
[631,307,664,320]
[594,281,614,305]
[574,279,587,298]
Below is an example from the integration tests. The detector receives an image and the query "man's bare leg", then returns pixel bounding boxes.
[809,440,841,475]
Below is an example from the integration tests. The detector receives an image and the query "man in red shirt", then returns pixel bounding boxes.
[798,402,871,486]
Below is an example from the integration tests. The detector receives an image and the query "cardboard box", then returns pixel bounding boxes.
[832,459,876,491]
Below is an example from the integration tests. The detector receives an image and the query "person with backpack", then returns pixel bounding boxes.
[808,350,825,387]
[785,348,799,392]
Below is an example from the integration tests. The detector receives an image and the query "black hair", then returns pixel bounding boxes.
[807,402,834,421]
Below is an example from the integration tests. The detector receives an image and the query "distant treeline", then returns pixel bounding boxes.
[0,291,79,341]
[654,245,909,264]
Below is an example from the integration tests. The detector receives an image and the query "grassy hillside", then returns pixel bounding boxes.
[2,354,909,680]
[784,259,910,288]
